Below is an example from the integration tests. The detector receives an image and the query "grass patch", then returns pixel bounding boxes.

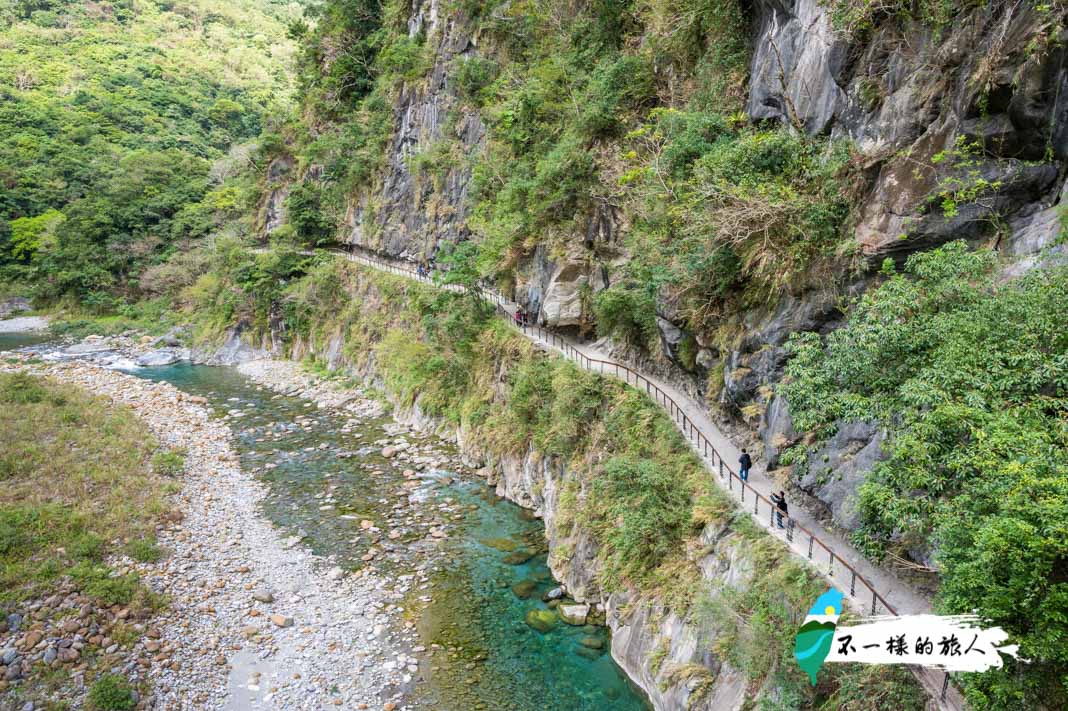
[125,539,165,563]
[47,297,181,340]
[0,372,171,605]
[151,449,186,477]
[87,673,137,711]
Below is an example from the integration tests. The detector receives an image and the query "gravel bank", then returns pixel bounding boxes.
[0,316,49,333]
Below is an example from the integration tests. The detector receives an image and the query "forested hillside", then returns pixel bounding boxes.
[0,0,302,305]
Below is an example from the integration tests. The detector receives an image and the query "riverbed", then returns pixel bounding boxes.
[1,334,649,710]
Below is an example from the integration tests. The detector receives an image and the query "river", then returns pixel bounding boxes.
[1,333,649,710]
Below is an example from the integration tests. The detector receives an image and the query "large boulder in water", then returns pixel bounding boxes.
[63,340,113,356]
[136,348,185,367]
[542,586,565,602]
[503,548,535,565]
[511,579,537,599]
[558,603,589,626]
[524,609,558,633]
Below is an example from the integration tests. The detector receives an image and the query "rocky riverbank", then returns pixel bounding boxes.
[0,356,425,710]
[0,297,48,333]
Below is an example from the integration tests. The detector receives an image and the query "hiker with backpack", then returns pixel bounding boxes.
[739,449,752,482]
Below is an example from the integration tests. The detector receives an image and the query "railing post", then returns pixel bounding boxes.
[808,535,814,559]
[941,673,949,702]
[850,571,856,597]
[871,589,877,615]
[718,460,723,479]
[828,550,834,576]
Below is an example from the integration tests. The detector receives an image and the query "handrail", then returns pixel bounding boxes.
[326,247,898,617]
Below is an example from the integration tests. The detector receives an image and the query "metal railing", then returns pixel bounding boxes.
[329,247,898,617]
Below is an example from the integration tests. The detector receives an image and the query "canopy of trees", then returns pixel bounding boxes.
[0,0,302,305]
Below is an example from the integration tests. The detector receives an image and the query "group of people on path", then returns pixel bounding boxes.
[739,448,790,530]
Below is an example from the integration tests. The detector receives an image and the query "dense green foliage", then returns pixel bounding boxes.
[294,0,384,111]
[458,0,754,293]
[280,0,431,236]
[0,0,300,305]
[608,113,858,343]
[288,0,857,349]
[182,237,311,337]
[781,242,1068,708]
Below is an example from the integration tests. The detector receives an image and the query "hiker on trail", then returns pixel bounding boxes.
[771,490,788,529]
[417,263,426,278]
[739,449,752,482]
[514,307,527,327]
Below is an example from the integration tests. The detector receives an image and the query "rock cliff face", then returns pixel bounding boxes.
[318,0,1066,449]
[344,0,485,261]
[739,0,1067,532]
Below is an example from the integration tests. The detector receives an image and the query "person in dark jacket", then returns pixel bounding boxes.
[771,490,788,529]
[739,449,752,482]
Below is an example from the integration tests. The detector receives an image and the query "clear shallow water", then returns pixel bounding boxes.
[0,331,50,352]
[417,481,648,710]
[126,363,649,710]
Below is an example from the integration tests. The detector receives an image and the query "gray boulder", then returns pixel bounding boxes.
[63,341,114,355]
[152,326,187,348]
[0,297,30,318]
[761,394,797,469]
[136,348,186,367]
[540,262,589,328]
[796,420,886,532]
[656,317,686,362]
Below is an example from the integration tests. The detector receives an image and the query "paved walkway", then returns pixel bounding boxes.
[325,247,963,709]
